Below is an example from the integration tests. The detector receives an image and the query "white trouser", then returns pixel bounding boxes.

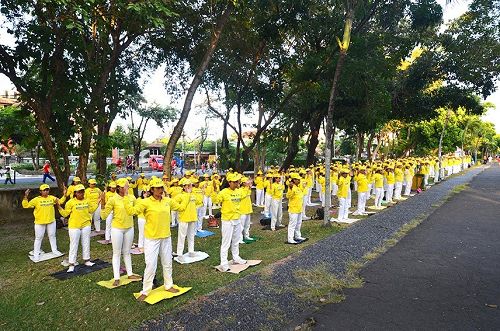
[386,184,394,202]
[137,217,146,248]
[196,206,204,231]
[331,183,338,196]
[111,227,134,280]
[142,237,173,295]
[34,222,58,257]
[105,212,113,241]
[424,174,429,186]
[93,205,102,231]
[301,194,308,218]
[240,214,251,239]
[306,187,312,205]
[356,192,367,214]
[270,198,283,229]
[177,221,196,256]
[347,189,352,208]
[68,225,91,264]
[367,183,373,196]
[202,196,213,216]
[171,211,178,226]
[338,197,348,220]
[288,213,300,242]
[264,193,272,215]
[404,179,412,196]
[319,191,324,205]
[353,181,358,191]
[394,182,403,199]
[220,219,243,268]
[374,187,384,207]
[315,180,321,193]
[256,189,264,206]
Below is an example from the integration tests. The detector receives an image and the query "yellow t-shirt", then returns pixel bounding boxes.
[211,188,243,221]
[101,194,135,229]
[286,185,303,213]
[59,198,97,229]
[385,172,395,185]
[254,176,265,190]
[125,196,181,239]
[270,182,284,200]
[22,195,58,224]
[175,192,202,222]
[84,187,102,205]
[373,173,384,188]
[239,186,253,215]
[337,176,351,198]
[394,168,404,182]
[356,174,368,193]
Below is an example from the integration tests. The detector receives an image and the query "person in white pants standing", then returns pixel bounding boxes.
[263,174,273,216]
[299,171,310,220]
[200,174,214,217]
[270,174,285,231]
[101,178,141,286]
[211,173,247,271]
[239,176,253,242]
[353,167,368,216]
[254,171,265,206]
[22,184,61,261]
[286,173,306,243]
[58,184,99,272]
[333,169,351,222]
[84,179,102,233]
[103,182,117,244]
[372,169,384,208]
[136,187,150,253]
[124,178,182,301]
[174,178,202,259]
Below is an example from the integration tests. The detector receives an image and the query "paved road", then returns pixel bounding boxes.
[308,165,500,330]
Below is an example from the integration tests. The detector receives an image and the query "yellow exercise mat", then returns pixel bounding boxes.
[97,274,142,289]
[133,285,191,305]
[368,206,387,210]
[215,260,262,274]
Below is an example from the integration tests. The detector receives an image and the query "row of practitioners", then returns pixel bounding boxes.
[22,171,309,301]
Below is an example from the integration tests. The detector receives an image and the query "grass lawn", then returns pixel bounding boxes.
[0,202,343,330]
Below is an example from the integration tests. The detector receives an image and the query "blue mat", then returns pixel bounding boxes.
[196,230,215,238]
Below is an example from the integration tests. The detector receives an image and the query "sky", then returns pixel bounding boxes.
[0,0,499,143]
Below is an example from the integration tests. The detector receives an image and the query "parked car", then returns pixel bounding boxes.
[151,157,164,171]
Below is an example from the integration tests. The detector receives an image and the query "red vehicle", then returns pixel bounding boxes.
[150,156,164,171]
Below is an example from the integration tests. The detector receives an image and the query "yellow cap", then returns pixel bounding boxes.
[290,173,301,180]
[150,178,164,188]
[73,177,81,182]
[240,176,249,183]
[74,184,85,191]
[39,184,50,190]
[140,173,145,177]
[126,176,132,181]
[179,178,192,186]
[227,173,242,182]
[116,178,128,187]
[108,182,117,188]
[88,179,97,185]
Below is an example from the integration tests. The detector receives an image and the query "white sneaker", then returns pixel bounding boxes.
[177,256,185,262]
[330,218,337,222]
[296,237,306,241]
[32,255,40,262]
[67,265,75,273]
[233,258,247,265]
[52,250,63,256]
[84,261,95,267]
[188,252,196,257]
[302,216,311,220]
[287,240,298,244]
[219,264,230,272]
[238,240,245,244]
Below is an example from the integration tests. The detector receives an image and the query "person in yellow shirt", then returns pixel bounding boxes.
[103,182,117,244]
[59,176,81,205]
[403,164,413,196]
[263,173,273,217]
[394,164,404,200]
[22,184,61,261]
[335,169,351,222]
[317,172,326,206]
[200,174,214,217]
[85,179,102,233]
[372,169,384,208]
[211,173,247,271]
[191,178,205,232]
[305,168,314,205]
[167,178,182,227]
[239,176,253,242]
[135,186,150,253]
[385,167,395,203]
[286,173,306,243]
[123,178,182,301]
[270,174,285,231]
[174,178,202,259]
[58,184,99,272]
[136,173,147,196]
[353,167,369,216]
[254,170,265,207]
[101,178,141,286]
[299,170,310,220]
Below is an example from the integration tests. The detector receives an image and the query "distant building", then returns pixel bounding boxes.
[0,91,19,108]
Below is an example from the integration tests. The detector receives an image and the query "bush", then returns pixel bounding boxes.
[11,163,35,171]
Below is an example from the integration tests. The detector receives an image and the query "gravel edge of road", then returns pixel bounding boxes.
[137,166,487,331]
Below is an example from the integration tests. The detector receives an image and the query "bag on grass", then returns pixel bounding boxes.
[207,215,219,228]
[315,208,324,220]
[260,217,271,226]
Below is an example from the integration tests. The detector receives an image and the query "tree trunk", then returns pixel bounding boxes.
[306,113,323,166]
[30,149,37,170]
[323,7,354,226]
[76,125,92,183]
[164,3,234,179]
[356,131,364,161]
[366,131,375,160]
[281,121,302,170]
